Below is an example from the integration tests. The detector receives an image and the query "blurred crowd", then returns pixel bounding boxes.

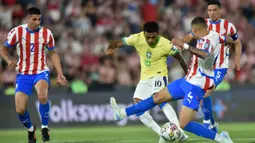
[0,0,254,93]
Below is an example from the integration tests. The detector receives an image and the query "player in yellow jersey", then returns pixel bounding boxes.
[106,22,188,143]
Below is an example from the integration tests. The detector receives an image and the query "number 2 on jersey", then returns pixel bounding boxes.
[30,43,35,52]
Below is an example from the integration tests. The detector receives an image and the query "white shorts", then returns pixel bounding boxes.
[133,76,168,100]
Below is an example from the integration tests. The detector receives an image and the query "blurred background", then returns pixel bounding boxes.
[0,0,255,137]
[0,0,254,94]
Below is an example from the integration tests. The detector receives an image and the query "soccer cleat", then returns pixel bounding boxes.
[179,133,189,143]
[110,97,124,121]
[203,120,218,133]
[41,128,50,142]
[220,131,234,143]
[28,124,36,143]
[158,136,166,143]
[211,122,219,133]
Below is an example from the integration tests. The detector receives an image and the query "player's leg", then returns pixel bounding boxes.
[202,68,227,132]
[110,78,184,120]
[155,77,188,142]
[34,71,51,141]
[132,81,162,138]
[15,75,36,143]
[180,84,233,143]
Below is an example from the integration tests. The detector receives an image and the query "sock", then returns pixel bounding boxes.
[28,126,34,132]
[39,101,50,126]
[138,112,161,135]
[41,125,48,129]
[161,104,180,127]
[202,96,215,124]
[18,110,32,129]
[125,96,156,116]
[184,121,216,140]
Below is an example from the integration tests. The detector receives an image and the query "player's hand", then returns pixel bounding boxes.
[233,57,241,71]
[7,59,16,70]
[172,38,184,52]
[57,74,68,86]
[106,48,115,55]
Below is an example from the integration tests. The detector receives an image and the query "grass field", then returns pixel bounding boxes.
[0,123,255,143]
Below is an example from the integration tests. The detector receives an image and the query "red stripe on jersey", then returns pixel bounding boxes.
[18,27,23,73]
[48,34,54,48]
[219,20,229,67]
[215,22,220,33]
[24,30,31,74]
[32,31,39,74]
[10,32,16,45]
[208,23,213,30]
[204,77,210,91]
[188,56,198,80]
[41,28,48,71]
[230,26,234,36]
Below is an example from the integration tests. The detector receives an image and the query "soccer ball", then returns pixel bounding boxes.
[160,122,181,142]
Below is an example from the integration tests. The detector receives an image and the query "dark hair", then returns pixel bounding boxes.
[143,21,159,33]
[191,17,207,28]
[207,0,221,7]
[27,7,41,15]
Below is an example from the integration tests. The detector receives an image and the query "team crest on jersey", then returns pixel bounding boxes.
[146,51,152,59]
[39,37,44,43]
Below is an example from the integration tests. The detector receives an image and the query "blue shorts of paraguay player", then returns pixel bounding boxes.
[15,71,50,96]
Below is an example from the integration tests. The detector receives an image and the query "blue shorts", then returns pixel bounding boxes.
[167,78,205,110]
[15,71,50,96]
[214,68,227,87]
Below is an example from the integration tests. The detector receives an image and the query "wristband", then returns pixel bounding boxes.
[183,43,189,50]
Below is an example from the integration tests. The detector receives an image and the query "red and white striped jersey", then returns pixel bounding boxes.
[5,24,55,75]
[205,18,237,69]
[186,31,225,91]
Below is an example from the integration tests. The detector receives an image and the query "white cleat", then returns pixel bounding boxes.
[179,134,189,143]
[158,136,166,143]
[110,97,124,121]
[220,131,234,143]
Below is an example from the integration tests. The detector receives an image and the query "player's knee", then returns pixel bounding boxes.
[16,106,26,115]
[37,92,48,104]
[153,92,165,104]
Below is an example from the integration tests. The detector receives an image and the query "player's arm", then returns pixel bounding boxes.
[172,50,188,74]
[182,33,195,43]
[47,30,67,85]
[48,50,63,75]
[172,38,209,59]
[106,33,139,55]
[0,28,17,69]
[106,40,125,55]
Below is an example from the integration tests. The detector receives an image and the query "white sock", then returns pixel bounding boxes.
[41,125,48,129]
[28,126,34,132]
[161,104,184,132]
[138,112,161,136]
[214,133,224,143]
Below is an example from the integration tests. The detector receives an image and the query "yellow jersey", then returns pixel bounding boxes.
[122,32,178,80]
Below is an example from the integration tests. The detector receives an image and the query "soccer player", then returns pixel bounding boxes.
[106,21,188,143]
[110,17,234,143]
[182,0,242,132]
[0,7,67,143]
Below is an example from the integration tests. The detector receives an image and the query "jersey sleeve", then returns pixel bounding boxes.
[200,39,213,54]
[229,22,238,41]
[164,40,178,56]
[47,30,55,51]
[122,33,139,47]
[5,28,17,48]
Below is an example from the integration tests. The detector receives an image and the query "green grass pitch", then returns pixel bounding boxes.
[0,122,254,143]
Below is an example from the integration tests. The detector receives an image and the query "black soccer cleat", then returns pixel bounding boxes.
[28,124,36,143]
[41,128,50,141]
